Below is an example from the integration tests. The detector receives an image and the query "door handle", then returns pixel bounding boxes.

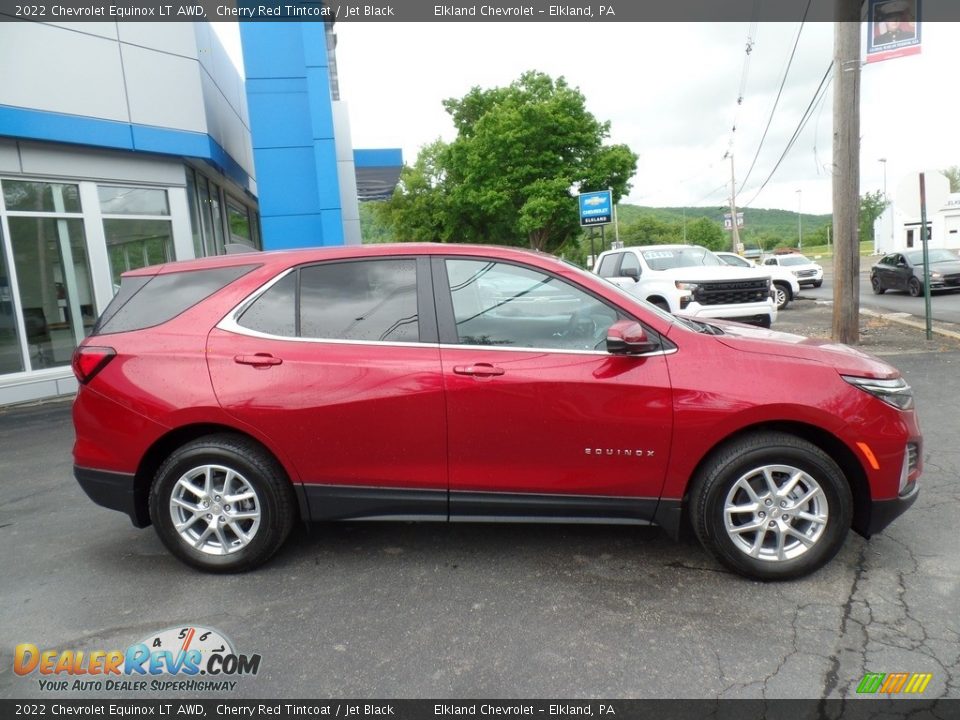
[453,363,505,377]
[234,353,283,367]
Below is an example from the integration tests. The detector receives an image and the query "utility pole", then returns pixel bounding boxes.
[727,153,741,253]
[832,6,861,345]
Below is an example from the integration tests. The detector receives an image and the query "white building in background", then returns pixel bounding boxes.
[874,193,960,254]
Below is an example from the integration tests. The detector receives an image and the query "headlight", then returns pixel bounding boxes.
[842,375,914,410]
[791,270,801,276]
[931,272,943,280]
[675,281,699,291]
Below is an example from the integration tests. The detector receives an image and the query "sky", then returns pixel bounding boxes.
[214,21,959,215]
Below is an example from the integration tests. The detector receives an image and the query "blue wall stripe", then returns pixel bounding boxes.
[0,104,253,191]
[354,148,403,168]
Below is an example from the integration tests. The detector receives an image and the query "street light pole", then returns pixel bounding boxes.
[796,189,802,249]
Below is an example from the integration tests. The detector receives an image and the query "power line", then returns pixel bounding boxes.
[741,60,834,209]
[725,10,761,157]
[737,0,813,194]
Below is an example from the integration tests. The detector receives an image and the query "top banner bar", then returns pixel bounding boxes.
[2,0,960,22]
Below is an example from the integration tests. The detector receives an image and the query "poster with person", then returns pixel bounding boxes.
[867,0,922,63]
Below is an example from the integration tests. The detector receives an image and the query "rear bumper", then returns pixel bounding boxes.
[74,466,150,528]
[862,481,920,537]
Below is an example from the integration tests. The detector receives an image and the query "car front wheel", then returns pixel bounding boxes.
[689,432,852,581]
[908,277,922,297]
[773,282,791,310]
[149,434,295,572]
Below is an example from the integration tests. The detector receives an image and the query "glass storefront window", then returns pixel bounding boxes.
[0,225,25,374]
[185,169,204,259]
[103,219,174,286]
[8,217,94,370]
[209,181,225,254]
[3,181,81,213]
[227,200,251,244]
[98,186,170,216]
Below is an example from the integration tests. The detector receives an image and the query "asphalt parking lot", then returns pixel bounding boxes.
[1,307,958,701]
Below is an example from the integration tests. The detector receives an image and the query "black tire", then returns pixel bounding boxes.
[812,280,823,288]
[688,432,852,581]
[773,282,792,310]
[908,277,922,297]
[871,275,885,295]
[149,434,295,573]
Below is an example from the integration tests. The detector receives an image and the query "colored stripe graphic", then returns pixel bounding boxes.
[857,672,932,694]
[857,673,885,693]
[904,673,933,693]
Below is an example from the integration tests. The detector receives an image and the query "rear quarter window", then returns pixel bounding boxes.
[92,265,258,335]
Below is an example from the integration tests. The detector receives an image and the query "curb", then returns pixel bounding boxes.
[860,307,960,341]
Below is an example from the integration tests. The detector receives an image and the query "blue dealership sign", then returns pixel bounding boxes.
[578,190,613,227]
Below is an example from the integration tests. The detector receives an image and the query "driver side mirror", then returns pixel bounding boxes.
[606,320,659,355]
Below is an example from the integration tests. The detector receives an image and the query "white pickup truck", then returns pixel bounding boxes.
[593,244,777,327]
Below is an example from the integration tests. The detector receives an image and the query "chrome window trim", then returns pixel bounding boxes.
[220,267,678,358]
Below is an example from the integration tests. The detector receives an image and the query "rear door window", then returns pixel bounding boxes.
[238,259,421,343]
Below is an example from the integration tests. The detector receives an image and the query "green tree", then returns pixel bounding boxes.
[685,217,725,250]
[377,71,638,252]
[359,201,395,243]
[373,140,456,242]
[942,165,960,192]
[859,189,888,244]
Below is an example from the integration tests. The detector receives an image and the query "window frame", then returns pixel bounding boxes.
[225,256,438,346]
[432,255,647,355]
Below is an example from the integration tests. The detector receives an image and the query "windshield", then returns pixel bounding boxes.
[905,249,958,264]
[777,255,814,267]
[641,247,722,270]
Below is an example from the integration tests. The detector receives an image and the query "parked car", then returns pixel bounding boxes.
[761,253,824,288]
[593,244,777,327]
[714,251,801,310]
[870,249,960,296]
[72,244,921,581]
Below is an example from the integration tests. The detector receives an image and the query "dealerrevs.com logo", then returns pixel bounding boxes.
[14,626,261,692]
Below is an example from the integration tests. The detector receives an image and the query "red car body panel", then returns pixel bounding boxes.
[207,329,447,490]
[441,346,673,497]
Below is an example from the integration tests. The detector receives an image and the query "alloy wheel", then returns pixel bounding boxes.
[722,464,828,562]
[168,464,262,555]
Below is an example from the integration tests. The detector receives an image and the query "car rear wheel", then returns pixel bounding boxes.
[908,277,922,297]
[773,282,791,310]
[149,434,295,572]
[871,275,885,294]
[689,432,852,580]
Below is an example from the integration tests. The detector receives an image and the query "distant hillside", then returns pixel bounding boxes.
[615,204,831,239]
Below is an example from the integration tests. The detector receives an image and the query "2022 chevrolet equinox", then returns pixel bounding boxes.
[72,244,922,580]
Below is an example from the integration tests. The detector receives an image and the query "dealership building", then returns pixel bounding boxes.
[0,20,399,405]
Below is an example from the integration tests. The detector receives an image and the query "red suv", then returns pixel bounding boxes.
[72,244,921,580]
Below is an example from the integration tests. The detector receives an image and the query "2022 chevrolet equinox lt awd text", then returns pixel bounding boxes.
[72,244,922,580]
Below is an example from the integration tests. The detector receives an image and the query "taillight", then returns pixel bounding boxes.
[72,346,116,384]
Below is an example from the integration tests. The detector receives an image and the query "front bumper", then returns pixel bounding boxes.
[75,466,150,528]
[862,480,920,537]
[678,301,777,325]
